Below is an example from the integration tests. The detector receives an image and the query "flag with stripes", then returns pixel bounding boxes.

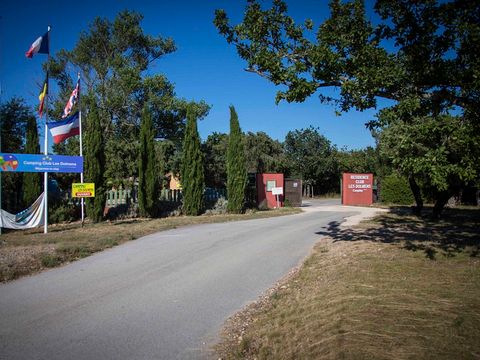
[62,77,80,118]
[26,30,50,58]
[47,112,80,144]
[38,76,48,117]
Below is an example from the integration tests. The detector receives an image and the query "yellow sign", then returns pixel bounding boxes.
[72,183,95,198]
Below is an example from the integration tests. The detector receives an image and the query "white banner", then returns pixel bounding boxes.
[0,193,45,229]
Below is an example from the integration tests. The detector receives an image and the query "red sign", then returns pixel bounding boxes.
[76,192,92,197]
[342,173,373,206]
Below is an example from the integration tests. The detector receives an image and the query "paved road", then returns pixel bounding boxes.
[0,202,355,360]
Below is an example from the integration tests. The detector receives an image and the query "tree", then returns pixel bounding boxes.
[155,139,181,189]
[84,99,106,222]
[181,105,204,216]
[138,103,158,217]
[0,98,29,153]
[23,116,42,205]
[48,11,210,188]
[214,0,479,116]
[203,132,228,189]
[0,98,30,212]
[377,113,480,217]
[244,131,286,174]
[284,127,338,195]
[227,106,247,213]
[335,146,387,176]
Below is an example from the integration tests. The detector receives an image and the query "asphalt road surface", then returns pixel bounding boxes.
[0,201,355,359]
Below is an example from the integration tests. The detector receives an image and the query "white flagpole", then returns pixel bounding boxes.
[44,25,51,234]
[78,73,85,226]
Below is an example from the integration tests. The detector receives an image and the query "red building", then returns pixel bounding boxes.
[256,173,284,208]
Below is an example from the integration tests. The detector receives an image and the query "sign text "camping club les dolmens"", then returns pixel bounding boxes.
[0,154,83,173]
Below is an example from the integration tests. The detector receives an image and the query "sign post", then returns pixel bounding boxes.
[0,153,83,231]
[271,187,283,208]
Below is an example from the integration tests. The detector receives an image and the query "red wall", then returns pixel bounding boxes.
[256,173,284,208]
[342,173,374,206]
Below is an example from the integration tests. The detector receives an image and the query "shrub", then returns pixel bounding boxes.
[205,197,228,215]
[41,254,62,268]
[258,199,269,211]
[49,201,80,223]
[380,174,415,205]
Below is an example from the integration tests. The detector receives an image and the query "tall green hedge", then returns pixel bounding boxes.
[138,103,158,217]
[227,106,247,213]
[380,174,415,205]
[181,105,204,216]
[85,102,106,222]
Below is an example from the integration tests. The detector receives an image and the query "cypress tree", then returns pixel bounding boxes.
[138,103,158,217]
[181,105,204,216]
[23,115,41,205]
[84,101,106,222]
[226,105,247,213]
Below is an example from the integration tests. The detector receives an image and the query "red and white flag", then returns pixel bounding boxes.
[47,112,80,144]
[62,77,80,118]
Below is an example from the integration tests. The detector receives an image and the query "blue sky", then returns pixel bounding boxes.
[0,0,381,150]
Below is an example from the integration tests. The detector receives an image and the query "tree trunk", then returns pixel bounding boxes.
[432,190,451,220]
[408,175,423,215]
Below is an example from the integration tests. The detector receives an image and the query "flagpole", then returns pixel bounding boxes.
[0,83,2,235]
[43,25,51,234]
[78,73,85,226]
[0,82,3,235]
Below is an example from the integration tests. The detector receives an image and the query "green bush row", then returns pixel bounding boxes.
[380,174,415,205]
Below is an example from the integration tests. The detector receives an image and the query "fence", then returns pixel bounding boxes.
[105,188,226,208]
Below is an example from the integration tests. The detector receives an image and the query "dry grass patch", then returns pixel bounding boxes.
[216,207,480,360]
[0,207,301,282]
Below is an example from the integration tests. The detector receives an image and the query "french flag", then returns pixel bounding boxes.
[26,30,49,58]
[47,112,80,144]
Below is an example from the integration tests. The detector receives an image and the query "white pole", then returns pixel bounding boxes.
[43,123,48,233]
[44,25,51,234]
[0,82,2,235]
[77,74,84,226]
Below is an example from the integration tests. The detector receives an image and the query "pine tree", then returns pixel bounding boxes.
[226,106,247,213]
[181,105,204,216]
[84,101,106,222]
[138,103,158,217]
[23,116,41,205]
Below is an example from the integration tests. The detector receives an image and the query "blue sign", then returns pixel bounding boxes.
[0,154,83,173]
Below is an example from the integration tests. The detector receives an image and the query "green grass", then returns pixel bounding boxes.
[0,207,301,282]
[215,206,480,360]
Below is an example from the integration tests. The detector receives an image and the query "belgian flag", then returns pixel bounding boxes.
[38,74,48,117]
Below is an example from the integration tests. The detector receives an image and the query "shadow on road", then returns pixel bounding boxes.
[315,207,480,260]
